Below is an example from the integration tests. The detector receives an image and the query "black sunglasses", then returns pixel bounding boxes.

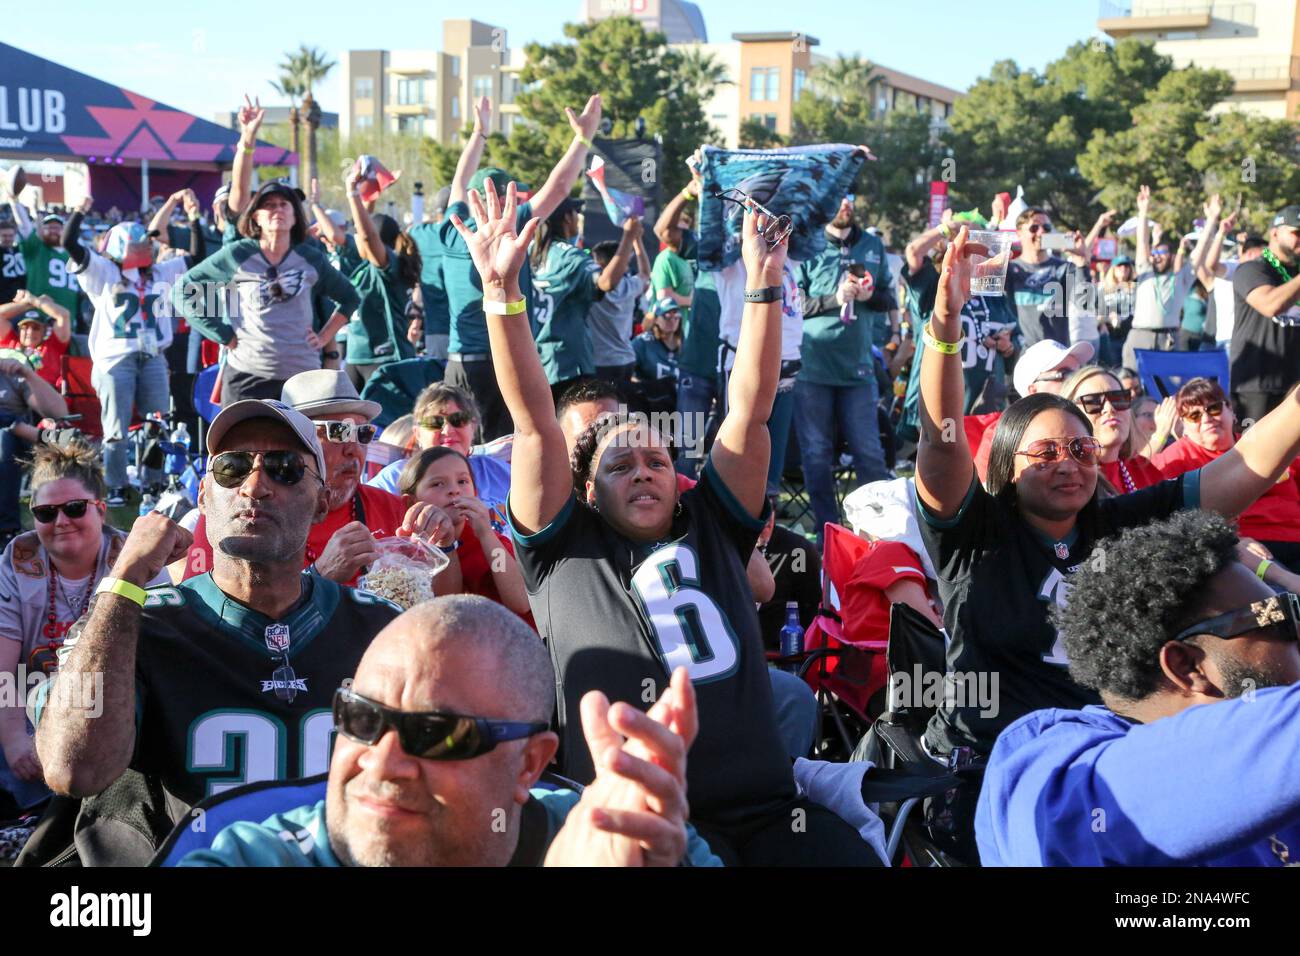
[1075,389,1134,414]
[1015,436,1102,466]
[333,687,547,761]
[209,450,319,489]
[1026,222,1053,234]
[313,420,378,445]
[31,499,98,523]
[1173,592,1300,645]
[714,188,793,245]
[418,411,475,430]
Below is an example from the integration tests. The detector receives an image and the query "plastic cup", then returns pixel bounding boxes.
[967,230,1014,296]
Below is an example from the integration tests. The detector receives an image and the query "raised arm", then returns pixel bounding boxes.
[1188,195,1221,280]
[905,210,951,274]
[228,96,264,217]
[449,97,491,208]
[1200,384,1300,518]
[8,194,33,238]
[345,165,386,268]
[1081,209,1117,264]
[308,177,346,248]
[654,155,701,248]
[1135,185,1151,272]
[527,95,601,222]
[450,181,570,534]
[147,191,183,242]
[915,227,980,519]
[1199,210,1236,286]
[597,217,640,293]
[60,196,91,269]
[709,206,788,517]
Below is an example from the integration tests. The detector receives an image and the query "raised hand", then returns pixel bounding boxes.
[1136,184,1151,218]
[79,194,94,216]
[934,225,988,321]
[472,96,491,135]
[111,512,193,588]
[238,95,265,142]
[181,189,201,219]
[1095,209,1118,230]
[449,179,539,291]
[1204,193,1223,221]
[741,205,788,289]
[566,94,602,143]
[991,193,1009,226]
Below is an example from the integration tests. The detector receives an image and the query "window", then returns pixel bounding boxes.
[450,56,461,77]
[397,115,424,135]
[749,113,778,132]
[451,97,460,119]
[355,114,373,130]
[749,67,780,102]
[472,75,493,101]
[500,74,517,105]
[501,113,518,136]
[794,68,807,100]
[397,78,424,106]
[354,76,373,100]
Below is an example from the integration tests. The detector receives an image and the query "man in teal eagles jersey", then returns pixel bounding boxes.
[409,185,452,362]
[32,399,417,863]
[171,595,719,867]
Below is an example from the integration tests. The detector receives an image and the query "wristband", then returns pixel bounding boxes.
[576,134,594,149]
[680,187,694,200]
[939,222,953,240]
[483,298,527,316]
[1256,558,1273,581]
[437,539,463,554]
[96,577,147,606]
[922,322,961,355]
[241,145,254,155]
[743,286,781,303]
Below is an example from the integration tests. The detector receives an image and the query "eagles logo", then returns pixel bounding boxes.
[247,268,306,308]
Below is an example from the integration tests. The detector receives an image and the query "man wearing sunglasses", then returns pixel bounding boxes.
[1122,186,1218,372]
[181,370,437,587]
[168,596,718,867]
[1006,207,1096,350]
[29,399,411,864]
[978,510,1300,866]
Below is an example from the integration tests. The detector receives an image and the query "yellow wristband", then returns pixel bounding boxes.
[483,298,527,316]
[939,222,953,240]
[96,577,147,606]
[681,187,693,200]
[1256,558,1273,580]
[576,134,594,149]
[923,323,961,355]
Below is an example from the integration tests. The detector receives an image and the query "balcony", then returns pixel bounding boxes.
[1098,1,1213,36]
[1184,54,1300,91]
[384,102,434,116]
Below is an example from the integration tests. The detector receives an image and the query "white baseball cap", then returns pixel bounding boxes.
[1013,340,1095,398]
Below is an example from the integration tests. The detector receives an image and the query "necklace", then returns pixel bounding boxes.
[306,492,361,565]
[46,562,92,639]
[1117,460,1136,494]
[1262,249,1293,283]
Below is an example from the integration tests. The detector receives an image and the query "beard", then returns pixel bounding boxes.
[1218,654,1291,699]
[831,212,854,229]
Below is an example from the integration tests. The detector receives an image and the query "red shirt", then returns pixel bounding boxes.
[455,526,535,628]
[0,331,66,389]
[842,540,931,646]
[973,415,999,484]
[1100,456,1163,494]
[183,485,409,585]
[1153,436,1300,543]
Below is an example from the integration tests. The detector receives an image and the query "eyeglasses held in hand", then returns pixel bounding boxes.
[313,419,378,445]
[1181,401,1224,423]
[1074,389,1134,414]
[714,188,794,245]
[1014,436,1102,467]
[333,687,548,761]
[418,411,475,431]
[209,450,320,489]
[31,499,98,523]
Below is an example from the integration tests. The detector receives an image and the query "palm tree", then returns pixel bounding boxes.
[277,45,337,184]
[269,74,305,158]
[676,46,732,104]
[812,54,880,111]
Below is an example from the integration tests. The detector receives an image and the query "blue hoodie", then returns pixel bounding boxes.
[977,685,1300,866]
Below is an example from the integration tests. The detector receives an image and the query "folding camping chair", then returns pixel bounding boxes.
[1134,348,1230,401]
[783,523,891,759]
[59,355,102,440]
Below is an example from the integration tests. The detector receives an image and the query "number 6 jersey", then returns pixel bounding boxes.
[511,460,796,826]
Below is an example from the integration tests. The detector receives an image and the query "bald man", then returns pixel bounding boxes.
[167,595,719,866]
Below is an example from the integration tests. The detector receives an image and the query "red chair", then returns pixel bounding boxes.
[60,355,102,440]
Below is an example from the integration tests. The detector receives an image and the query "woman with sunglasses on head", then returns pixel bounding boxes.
[0,439,167,813]
[397,447,531,620]
[1060,365,1163,495]
[1151,377,1300,574]
[454,181,881,866]
[916,226,1300,861]
[367,382,511,523]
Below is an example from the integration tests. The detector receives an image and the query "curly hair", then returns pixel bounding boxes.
[569,410,669,496]
[1052,509,1239,703]
[28,436,107,500]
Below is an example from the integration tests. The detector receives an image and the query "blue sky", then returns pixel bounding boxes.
[6,0,1105,122]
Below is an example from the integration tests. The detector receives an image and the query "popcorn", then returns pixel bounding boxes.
[357,535,450,610]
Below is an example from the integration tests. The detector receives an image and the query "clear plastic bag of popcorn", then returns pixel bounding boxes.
[358,534,450,610]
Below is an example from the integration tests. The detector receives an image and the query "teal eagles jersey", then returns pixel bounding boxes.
[341,243,416,366]
[532,239,600,384]
[36,572,400,807]
[678,231,720,381]
[437,199,535,354]
[632,331,679,382]
[409,222,450,337]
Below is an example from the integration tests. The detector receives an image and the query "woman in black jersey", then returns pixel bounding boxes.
[451,179,880,866]
[914,225,1300,859]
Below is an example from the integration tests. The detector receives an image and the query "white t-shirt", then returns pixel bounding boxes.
[1210,259,1240,348]
[1132,262,1195,331]
[74,250,187,369]
[715,257,804,365]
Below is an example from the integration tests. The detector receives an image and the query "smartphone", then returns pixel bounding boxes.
[1041,233,1073,252]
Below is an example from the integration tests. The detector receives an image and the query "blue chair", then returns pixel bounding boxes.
[1133,348,1230,400]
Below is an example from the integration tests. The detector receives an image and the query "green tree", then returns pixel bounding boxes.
[486,16,713,199]
[677,46,733,104]
[809,54,880,109]
[268,74,305,157]
[942,39,1174,230]
[274,44,337,184]
[738,117,785,149]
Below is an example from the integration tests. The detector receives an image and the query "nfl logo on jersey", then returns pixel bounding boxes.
[264,624,291,654]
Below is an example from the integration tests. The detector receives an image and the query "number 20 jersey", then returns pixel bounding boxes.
[512,461,796,826]
[55,572,400,807]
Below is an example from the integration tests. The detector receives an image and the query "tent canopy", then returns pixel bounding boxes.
[0,42,294,168]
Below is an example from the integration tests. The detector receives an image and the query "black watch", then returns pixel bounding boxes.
[323,350,340,360]
[743,286,781,303]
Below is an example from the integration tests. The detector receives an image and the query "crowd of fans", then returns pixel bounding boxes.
[2,86,1300,868]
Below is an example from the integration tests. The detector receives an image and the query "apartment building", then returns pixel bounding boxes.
[1098,0,1300,118]
[340,19,519,145]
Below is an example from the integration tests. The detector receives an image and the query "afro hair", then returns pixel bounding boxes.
[1052,509,1239,702]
